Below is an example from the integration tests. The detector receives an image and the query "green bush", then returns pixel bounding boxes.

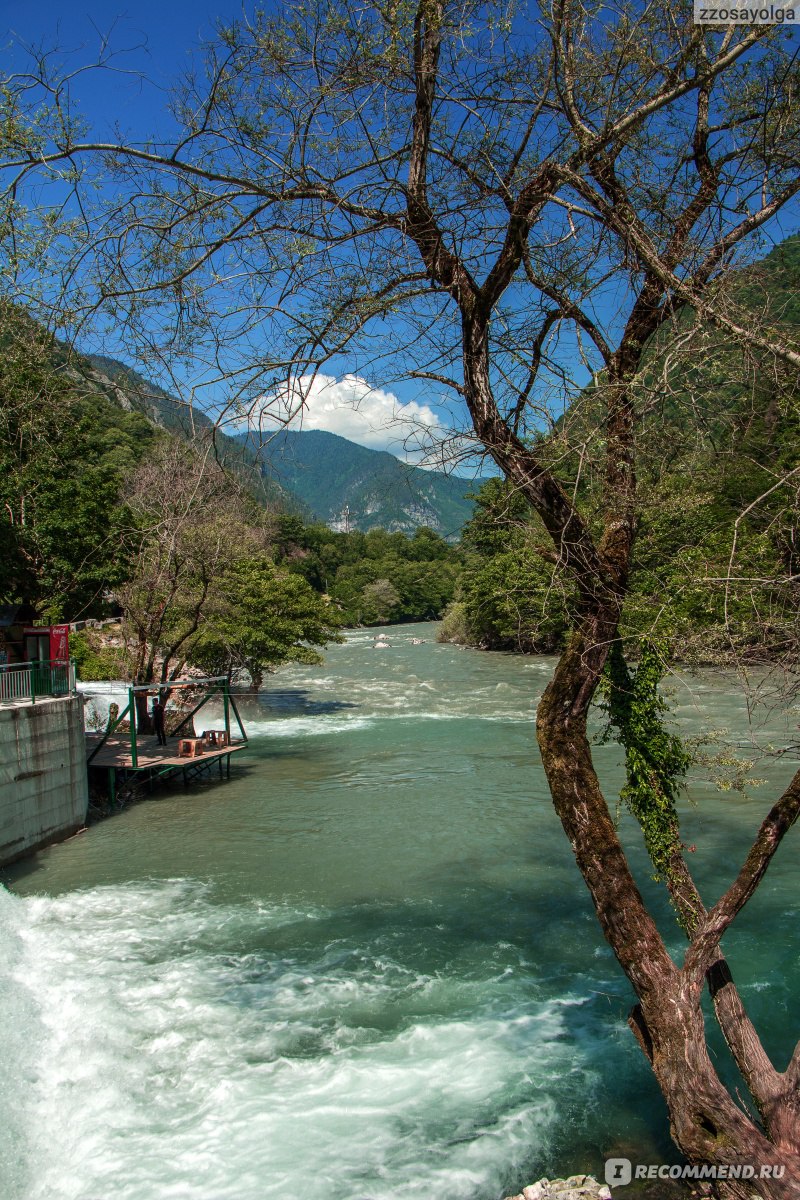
[70,629,131,682]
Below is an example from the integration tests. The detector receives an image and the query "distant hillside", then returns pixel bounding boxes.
[559,234,800,449]
[234,428,476,538]
[81,354,294,511]
[84,354,210,436]
[81,358,476,533]
[7,311,473,534]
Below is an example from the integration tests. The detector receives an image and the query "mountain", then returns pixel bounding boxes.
[233,428,476,538]
[83,354,214,436]
[77,354,293,511]
[15,323,474,534]
[83,356,477,535]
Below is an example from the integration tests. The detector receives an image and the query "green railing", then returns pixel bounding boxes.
[0,659,76,704]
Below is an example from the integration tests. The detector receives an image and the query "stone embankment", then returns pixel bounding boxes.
[0,695,89,866]
[504,1176,612,1200]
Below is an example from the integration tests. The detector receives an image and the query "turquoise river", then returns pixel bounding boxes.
[1,623,798,1200]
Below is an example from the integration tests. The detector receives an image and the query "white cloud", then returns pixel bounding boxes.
[244,372,444,464]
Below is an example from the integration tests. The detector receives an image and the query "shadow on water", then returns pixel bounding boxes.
[236,687,360,717]
[0,850,52,888]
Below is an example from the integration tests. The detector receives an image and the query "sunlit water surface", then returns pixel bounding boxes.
[2,624,798,1200]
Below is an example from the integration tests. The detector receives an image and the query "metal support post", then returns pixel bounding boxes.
[129,688,138,769]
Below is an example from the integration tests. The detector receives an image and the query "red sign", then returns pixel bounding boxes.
[23,625,70,663]
[49,625,70,663]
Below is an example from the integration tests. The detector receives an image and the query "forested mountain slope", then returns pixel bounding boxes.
[82,354,292,511]
[234,428,475,538]
[0,307,292,616]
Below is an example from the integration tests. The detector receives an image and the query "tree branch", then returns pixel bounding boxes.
[684,769,800,986]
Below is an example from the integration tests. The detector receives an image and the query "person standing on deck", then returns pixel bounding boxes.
[152,698,167,747]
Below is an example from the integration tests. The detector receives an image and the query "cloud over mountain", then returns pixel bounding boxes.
[244,372,443,463]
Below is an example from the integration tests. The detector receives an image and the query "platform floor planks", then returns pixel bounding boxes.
[86,734,246,770]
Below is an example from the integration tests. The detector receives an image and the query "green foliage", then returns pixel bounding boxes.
[0,302,157,616]
[273,519,462,626]
[190,557,344,684]
[459,477,533,556]
[598,643,691,885]
[619,379,800,661]
[617,238,800,660]
[442,478,571,652]
[437,600,471,644]
[458,548,570,652]
[359,578,401,625]
[70,629,133,682]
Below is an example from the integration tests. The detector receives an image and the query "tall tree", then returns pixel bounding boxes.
[3,3,800,1189]
[0,301,155,615]
[119,440,341,718]
[190,555,344,690]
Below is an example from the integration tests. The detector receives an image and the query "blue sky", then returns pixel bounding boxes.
[4,0,244,139]
[3,2,798,471]
[4,0,473,466]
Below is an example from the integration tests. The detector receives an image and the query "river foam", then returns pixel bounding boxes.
[1,880,599,1200]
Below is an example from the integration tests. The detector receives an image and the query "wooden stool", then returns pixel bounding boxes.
[178,738,204,757]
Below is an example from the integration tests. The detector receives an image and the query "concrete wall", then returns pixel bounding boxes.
[0,696,89,867]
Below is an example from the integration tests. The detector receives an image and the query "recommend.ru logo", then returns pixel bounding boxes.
[604,1160,632,1187]
[605,1159,786,1187]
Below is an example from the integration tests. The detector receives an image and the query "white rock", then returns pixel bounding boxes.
[504,1175,611,1200]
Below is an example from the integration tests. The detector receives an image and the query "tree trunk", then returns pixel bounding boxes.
[134,690,154,735]
[536,622,800,1197]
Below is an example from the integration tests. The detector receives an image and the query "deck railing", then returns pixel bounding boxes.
[0,659,77,704]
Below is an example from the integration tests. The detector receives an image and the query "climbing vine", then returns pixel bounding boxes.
[598,642,691,885]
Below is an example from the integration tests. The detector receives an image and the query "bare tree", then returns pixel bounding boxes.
[2,1,800,1189]
[119,440,266,701]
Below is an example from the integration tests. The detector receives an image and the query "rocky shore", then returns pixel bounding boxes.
[504,1176,612,1200]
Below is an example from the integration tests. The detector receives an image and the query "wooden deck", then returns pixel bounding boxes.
[86,734,246,771]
